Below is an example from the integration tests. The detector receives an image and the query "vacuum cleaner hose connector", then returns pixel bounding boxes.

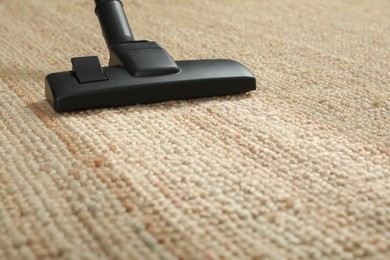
[95,0,134,48]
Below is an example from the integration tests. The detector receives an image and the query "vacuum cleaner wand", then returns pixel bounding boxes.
[95,0,134,47]
[45,0,256,112]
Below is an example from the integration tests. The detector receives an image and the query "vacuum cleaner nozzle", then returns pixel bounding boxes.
[45,0,256,112]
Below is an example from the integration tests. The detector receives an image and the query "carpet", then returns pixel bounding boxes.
[1,0,389,259]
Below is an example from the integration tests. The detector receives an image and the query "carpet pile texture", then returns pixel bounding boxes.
[1,0,389,259]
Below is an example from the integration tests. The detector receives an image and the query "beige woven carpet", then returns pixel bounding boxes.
[1,0,390,259]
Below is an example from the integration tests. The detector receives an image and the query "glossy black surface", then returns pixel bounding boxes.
[46,59,256,112]
[45,0,256,112]
[109,41,180,77]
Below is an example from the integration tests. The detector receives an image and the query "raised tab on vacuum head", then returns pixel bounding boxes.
[71,56,108,84]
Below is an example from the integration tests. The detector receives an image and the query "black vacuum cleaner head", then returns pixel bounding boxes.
[45,0,256,112]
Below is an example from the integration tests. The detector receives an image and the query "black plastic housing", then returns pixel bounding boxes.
[45,0,256,112]
[46,60,255,112]
[109,41,180,77]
